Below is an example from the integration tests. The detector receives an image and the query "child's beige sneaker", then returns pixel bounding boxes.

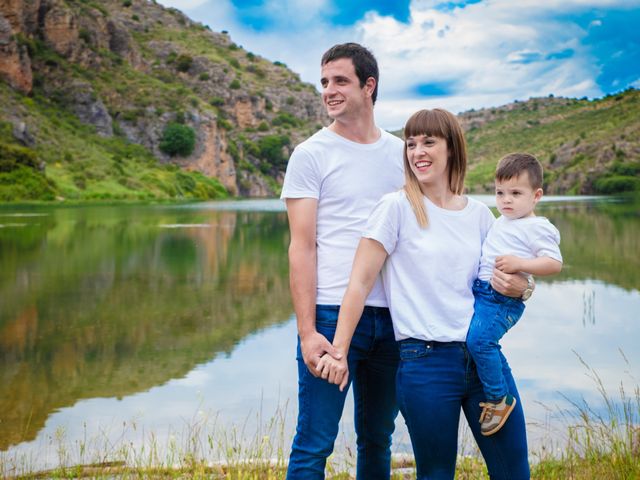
[479,394,516,436]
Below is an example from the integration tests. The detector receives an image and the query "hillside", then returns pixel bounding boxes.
[1,1,638,201]
[0,0,328,201]
[460,89,640,194]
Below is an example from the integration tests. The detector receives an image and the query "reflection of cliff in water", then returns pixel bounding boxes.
[537,198,640,291]
[0,207,291,450]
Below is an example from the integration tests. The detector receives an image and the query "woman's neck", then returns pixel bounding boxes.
[421,184,465,210]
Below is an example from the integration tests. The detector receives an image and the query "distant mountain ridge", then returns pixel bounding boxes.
[0,0,638,201]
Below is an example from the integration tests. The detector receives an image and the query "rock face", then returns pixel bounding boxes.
[0,13,32,93]
[0,0,329,197]
[64,81,114,137]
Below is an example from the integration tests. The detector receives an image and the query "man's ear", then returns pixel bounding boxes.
[364,77,376,98]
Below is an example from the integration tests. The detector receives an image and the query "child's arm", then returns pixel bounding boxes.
[495,254,562,276]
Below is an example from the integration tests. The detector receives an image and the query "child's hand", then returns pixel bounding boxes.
[495,255,522,274]
[317,353,350,391]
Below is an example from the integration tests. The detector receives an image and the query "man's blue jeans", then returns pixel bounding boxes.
[286,305,399,480]
[467,279,526,402]
[397,339,530,480]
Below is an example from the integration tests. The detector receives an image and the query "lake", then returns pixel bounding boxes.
[1,196,639,475]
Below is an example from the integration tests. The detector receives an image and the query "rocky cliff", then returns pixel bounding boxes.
[0,0,329,199]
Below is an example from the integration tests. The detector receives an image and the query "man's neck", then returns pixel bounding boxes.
[327,114,380,144]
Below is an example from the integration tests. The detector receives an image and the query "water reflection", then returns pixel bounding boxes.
[0,197,639,472]
[0,204,291,451]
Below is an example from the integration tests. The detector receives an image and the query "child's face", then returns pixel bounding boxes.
[495,172,543,219]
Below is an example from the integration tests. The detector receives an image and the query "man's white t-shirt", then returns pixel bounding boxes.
[477,215,562,281]
[365,191,495,342]
[281,127,404,307]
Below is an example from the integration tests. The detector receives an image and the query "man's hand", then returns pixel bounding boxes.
[300,331,342,377]
[495,255,522,274]
[490,268,530,298]
[317,353,349,391]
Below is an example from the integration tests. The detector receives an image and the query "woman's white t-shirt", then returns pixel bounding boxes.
[365,191,495,342]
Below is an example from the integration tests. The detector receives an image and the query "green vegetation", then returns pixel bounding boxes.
[159,122,196,156]
[463,89,640,194]
[2,364,637,479]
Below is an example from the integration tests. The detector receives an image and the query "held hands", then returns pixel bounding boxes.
[494,255,522,274]
[300,331,342,377]
[317,353,349,391]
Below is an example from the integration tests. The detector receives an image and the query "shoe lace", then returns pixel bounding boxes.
[478,402,495,423]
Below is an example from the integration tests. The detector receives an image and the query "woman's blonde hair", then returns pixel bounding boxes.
[403,108,467,228]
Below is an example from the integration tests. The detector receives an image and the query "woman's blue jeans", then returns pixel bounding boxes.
[287,305,399,480]
[467,279,526,402]
[397,339,530,480]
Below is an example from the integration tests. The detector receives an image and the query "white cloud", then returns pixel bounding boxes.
[157,0,210,9]
[155,0,635,129]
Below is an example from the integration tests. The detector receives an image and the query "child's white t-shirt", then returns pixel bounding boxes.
[281,127,404,306]
[365,191,495,342]
[477,215,563,282]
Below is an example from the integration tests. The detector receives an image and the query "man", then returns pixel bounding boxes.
[280,43,404,480]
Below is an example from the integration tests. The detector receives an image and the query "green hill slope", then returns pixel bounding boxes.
[461,90,640,194]
[0,0,327,201]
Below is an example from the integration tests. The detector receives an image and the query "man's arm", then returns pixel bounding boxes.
[286,198,340,376]
[495,255,562,276]
[490,269,530,298]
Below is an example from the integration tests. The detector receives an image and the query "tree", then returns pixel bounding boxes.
[159,123,196,157]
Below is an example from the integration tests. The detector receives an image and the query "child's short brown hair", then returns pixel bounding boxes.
[496,153,543,189]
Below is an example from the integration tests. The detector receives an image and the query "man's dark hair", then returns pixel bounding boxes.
[321,43,379,104]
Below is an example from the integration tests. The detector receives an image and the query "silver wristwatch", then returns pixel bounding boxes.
[521,276,534,301]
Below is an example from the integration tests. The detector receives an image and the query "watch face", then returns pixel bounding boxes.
[522,288,533,301]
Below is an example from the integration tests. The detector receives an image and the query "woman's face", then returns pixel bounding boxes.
[406,134,449,190]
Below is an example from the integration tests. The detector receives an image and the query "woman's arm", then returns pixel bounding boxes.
[317,237,388,390]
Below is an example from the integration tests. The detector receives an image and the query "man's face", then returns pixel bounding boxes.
[320,58,371,121]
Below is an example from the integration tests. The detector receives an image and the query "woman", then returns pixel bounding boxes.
[318,109,530,479]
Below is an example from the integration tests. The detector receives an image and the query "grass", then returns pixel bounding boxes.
[2,354,638,480]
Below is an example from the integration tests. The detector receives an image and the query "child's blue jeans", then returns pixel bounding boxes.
[467,279,525,402]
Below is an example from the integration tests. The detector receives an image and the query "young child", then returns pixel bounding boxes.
[467,152,563,436]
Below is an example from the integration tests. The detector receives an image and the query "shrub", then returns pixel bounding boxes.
[229,79,241,89]
[159,122,196,157]
[594,175,640,194]
[0,143,40,172]
[229,58,240,69]
[272,112,299,127]
[258,135,290,169]
[176,54,193,72]
[199,72,210,81]
[257,121,269,132]
[122,0,132,6]
[210,97,225,107]
[0,166,55,201]
[217,118,233,131]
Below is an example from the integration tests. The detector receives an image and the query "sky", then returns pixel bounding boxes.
[156,0,640,130]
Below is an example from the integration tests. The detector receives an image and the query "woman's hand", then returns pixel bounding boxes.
[317,353,350,391]
[490,268,531,298]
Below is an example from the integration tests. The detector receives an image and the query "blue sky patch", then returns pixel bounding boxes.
[546,49,574,61]
[557,8,640,93]
[228,0,411,30]
[414,82,455,96]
